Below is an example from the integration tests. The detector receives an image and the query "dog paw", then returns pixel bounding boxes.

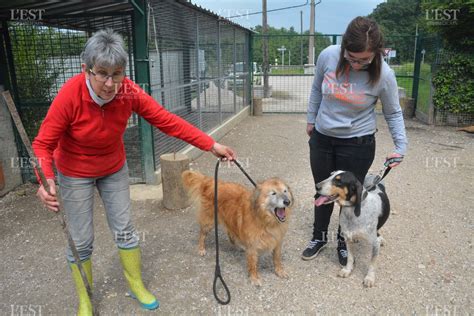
[198,248,206,256]
[275,268,289,279]
[338,267,352,278]
[363,274,376,287]
[250,277,263,287]
[378,236,386,247]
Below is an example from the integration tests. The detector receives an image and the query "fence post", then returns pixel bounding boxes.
[412,35,423,113]
[233,28,237,114]
[195,14,202,129]
[332,35,337,45]
[133,0,156,184]
[248,32,253,109]
[217,20,222,124]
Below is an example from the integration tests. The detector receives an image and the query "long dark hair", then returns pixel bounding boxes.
[336,16,384,85]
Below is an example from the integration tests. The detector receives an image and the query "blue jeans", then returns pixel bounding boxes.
[58,162,138,262]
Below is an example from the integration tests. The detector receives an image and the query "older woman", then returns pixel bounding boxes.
[32,29,236,314]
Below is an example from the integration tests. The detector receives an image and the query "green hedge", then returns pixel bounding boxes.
[432,52,474,114]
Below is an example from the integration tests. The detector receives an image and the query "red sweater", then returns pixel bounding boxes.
[32,73,215,180]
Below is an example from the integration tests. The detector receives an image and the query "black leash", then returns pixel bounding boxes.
[212,159,257,305]
[231,160,257,188]
[365,156,402,191]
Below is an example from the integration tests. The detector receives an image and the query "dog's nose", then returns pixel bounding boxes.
[283,198,290,206]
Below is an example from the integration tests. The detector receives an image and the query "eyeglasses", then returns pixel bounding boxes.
[88,68,125,83]
[344,50,375,65]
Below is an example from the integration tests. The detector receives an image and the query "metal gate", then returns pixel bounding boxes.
[251,34,421,114]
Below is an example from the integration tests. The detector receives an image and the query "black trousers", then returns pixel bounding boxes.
[309,130,376,242]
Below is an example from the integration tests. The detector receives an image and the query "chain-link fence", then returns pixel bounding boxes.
[418,37,473,126]
[1,0,251,184]
[252,34,422,114]
[148,0,250,169]
[2,16,141,182]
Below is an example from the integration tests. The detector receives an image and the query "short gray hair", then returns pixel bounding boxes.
[81,29,127,70]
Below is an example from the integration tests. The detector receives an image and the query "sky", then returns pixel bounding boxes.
[191,0,385,34]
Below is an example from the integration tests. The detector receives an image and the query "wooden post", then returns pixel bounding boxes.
[160,153,191,210]
[253,98,263,116]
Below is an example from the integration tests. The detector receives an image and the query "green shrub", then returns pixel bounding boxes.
[432,52,474,114]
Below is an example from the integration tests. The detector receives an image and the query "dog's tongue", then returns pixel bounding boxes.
[314,196,330,207]
[276,207,286,219]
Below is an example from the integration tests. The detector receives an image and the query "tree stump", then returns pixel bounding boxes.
[160,153,190,210]
[253,98,263,116]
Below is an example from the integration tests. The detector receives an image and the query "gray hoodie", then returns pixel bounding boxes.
[307,45,407,155]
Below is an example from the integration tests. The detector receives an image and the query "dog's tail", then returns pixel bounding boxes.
[182,170,208,201]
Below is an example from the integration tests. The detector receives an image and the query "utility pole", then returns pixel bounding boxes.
[262,0,269,97]
[308,0,315,65]
[300,10,303,65]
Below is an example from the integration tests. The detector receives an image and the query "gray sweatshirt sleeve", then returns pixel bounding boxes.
[379,70,408,155]
[307,52,326,124]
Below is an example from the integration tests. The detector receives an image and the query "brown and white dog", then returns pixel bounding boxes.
[182,170,294,286]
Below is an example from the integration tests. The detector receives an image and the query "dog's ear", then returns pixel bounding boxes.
[286,184,294,207]
[352,181,363,217]
[251,185,262,210]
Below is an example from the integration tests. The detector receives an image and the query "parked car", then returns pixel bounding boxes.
[226,62,260,90]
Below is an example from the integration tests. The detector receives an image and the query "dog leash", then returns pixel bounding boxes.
[365,156,402,191]
[231,160,257,188]
[1,91,98,315]
[212,158,257,305]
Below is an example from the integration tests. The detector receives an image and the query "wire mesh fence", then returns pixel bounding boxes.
[2,0,252,183]
[2,16,143,182]
[148,0,250,170]
[427,39,473,126]
[251,34,421,114]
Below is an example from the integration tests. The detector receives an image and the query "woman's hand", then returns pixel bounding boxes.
[210,142,237,161]
[306,123,315,137]
[385,153,404,168]
[37,179,59,212]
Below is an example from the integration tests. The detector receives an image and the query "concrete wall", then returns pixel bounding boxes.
[0,86,23,196]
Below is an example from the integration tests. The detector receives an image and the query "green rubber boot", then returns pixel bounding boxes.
[118,247,159,310]
[69,259,93,316]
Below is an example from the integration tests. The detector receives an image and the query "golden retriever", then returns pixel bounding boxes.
[182,170,293,286]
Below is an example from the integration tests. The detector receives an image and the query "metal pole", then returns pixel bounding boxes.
[412,35,423,112]
[195,14,202,129]
[217,20,222,123]
[300,10,303,65]
[233,28,237,114]
[262,0,269,98]
[133,0,155,184]
[308,0,315,65]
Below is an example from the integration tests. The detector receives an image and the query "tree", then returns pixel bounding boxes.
[420,0,473,52]
[368,0,423,63]
[251,25,331,66]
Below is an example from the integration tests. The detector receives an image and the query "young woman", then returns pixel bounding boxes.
[302,17,407,265]
[33,29,236,314]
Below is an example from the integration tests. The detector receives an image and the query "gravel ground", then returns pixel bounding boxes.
[1,114,473,315]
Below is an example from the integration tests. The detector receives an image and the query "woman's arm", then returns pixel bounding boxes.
[32,98,70,180]
[132,83,235,160]
[379,69,408,157]
[307,50,326,135]
[32,97,70,211]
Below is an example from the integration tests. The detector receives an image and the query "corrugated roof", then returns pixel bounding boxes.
[0,0,253,33]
